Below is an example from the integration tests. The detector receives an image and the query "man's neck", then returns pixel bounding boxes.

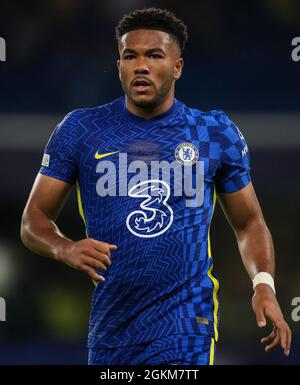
[125,95,174,120]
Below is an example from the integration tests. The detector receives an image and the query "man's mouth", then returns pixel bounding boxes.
[132,78,152,92]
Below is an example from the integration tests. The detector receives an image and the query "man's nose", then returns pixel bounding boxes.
[134,58,150,74]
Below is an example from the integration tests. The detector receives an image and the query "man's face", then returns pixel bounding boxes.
[117,29,183,109]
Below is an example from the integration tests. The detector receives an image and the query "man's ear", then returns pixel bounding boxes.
[117,59,121,80]
[174,58,184,80]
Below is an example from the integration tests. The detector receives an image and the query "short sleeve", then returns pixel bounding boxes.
[215,111,251,193]
[39,110,82,184]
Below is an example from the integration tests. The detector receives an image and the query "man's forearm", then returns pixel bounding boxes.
[235,218,275,280]
[21,206,115,281]
[21,207,73,262]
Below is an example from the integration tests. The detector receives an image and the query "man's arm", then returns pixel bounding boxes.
[21,174,117,282]
[217,182,291,356]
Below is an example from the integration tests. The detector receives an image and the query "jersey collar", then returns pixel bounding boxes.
[120,96,180,126]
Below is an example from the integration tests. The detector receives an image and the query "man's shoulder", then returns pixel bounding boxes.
[182,105,247,148]
[180,103,233,134]
[63,97,124,123]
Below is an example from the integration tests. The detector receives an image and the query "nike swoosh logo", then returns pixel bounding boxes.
[95,151,119,160]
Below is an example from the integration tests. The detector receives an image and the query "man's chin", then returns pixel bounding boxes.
[131,95,158,110]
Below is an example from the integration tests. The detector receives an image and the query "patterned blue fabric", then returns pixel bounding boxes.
[39,96,251,349]
[88,334,215,365]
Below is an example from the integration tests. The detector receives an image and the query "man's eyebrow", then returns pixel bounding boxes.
[122,48,166,55]
[145,48,166,55]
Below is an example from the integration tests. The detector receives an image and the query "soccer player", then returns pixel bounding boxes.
[21,8,291,365]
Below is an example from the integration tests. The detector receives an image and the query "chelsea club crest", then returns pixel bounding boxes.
[175,142,199,166]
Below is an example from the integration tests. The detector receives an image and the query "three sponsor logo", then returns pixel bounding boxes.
[126,179,174,238]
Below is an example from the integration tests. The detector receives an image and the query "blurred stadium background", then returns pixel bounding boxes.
[0,0,299,364]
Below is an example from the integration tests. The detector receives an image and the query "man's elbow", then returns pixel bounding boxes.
[20,209,33,249]
[235,215,270,239]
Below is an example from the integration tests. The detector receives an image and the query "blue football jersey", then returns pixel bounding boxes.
[39,96,251,348]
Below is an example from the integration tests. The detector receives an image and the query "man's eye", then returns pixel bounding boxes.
[124,55,135,60]
[149,54,162,59]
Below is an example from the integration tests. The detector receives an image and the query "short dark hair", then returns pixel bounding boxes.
[115,7,188,54]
